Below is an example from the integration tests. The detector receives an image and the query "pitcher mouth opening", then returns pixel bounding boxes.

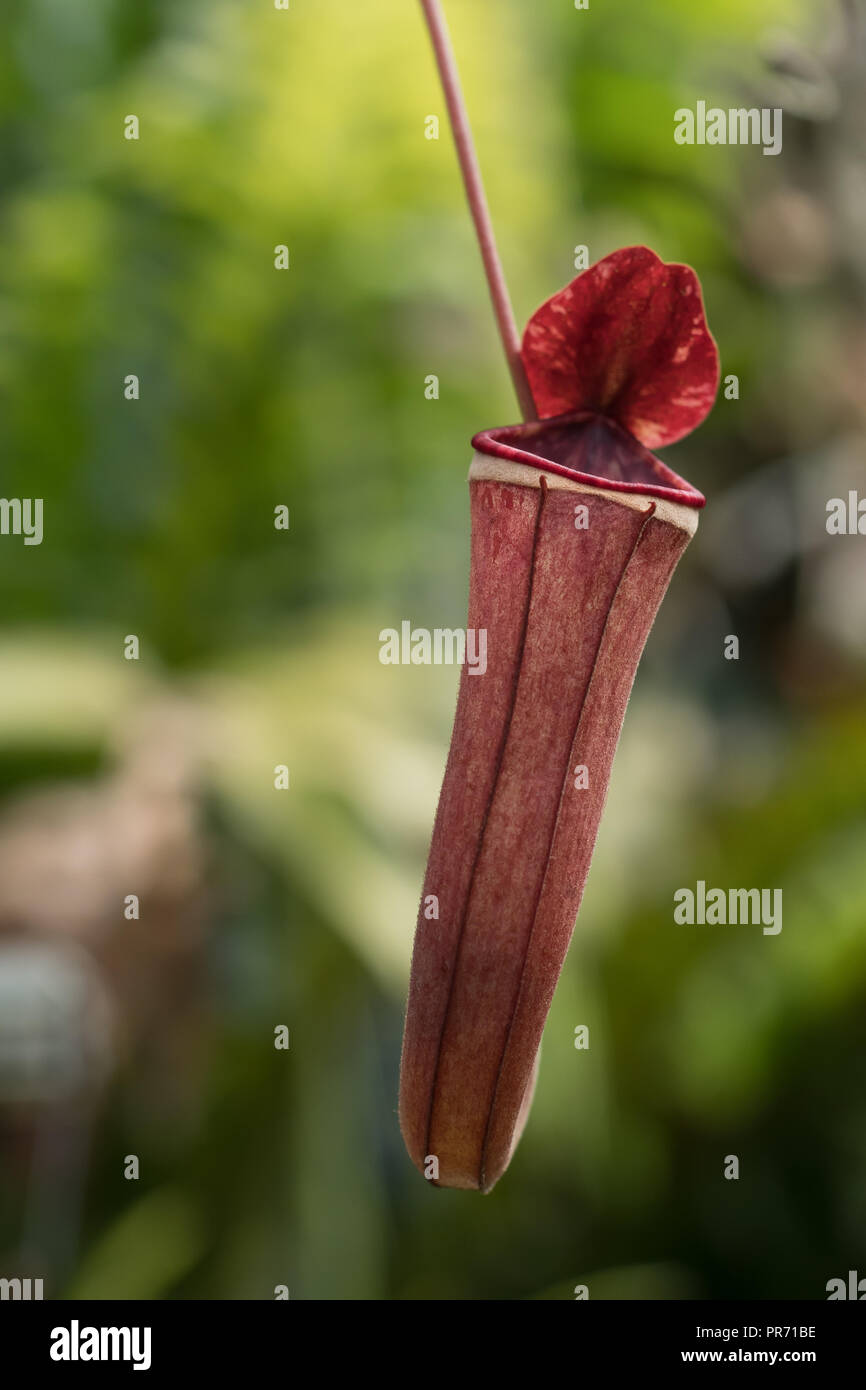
[472,410,706,508]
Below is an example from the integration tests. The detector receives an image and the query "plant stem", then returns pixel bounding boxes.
[419,0,537,421]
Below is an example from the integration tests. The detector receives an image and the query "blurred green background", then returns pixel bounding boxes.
[0,0,864,1300]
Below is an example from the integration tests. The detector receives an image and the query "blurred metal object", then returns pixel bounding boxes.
[761,30,839,120]
[761,0,863,118]
[0,938,112,1104]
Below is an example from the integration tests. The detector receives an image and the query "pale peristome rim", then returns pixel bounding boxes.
[468,452,699,538]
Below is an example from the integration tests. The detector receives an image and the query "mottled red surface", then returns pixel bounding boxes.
[522,246,720,449]
[399,473,693,1190]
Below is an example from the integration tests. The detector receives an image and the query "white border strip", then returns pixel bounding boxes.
[468,452,699,537]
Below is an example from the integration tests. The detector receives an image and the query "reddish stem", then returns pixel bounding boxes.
[419,0,537,422]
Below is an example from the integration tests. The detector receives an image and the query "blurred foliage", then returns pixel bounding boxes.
[0,0,864,1300]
